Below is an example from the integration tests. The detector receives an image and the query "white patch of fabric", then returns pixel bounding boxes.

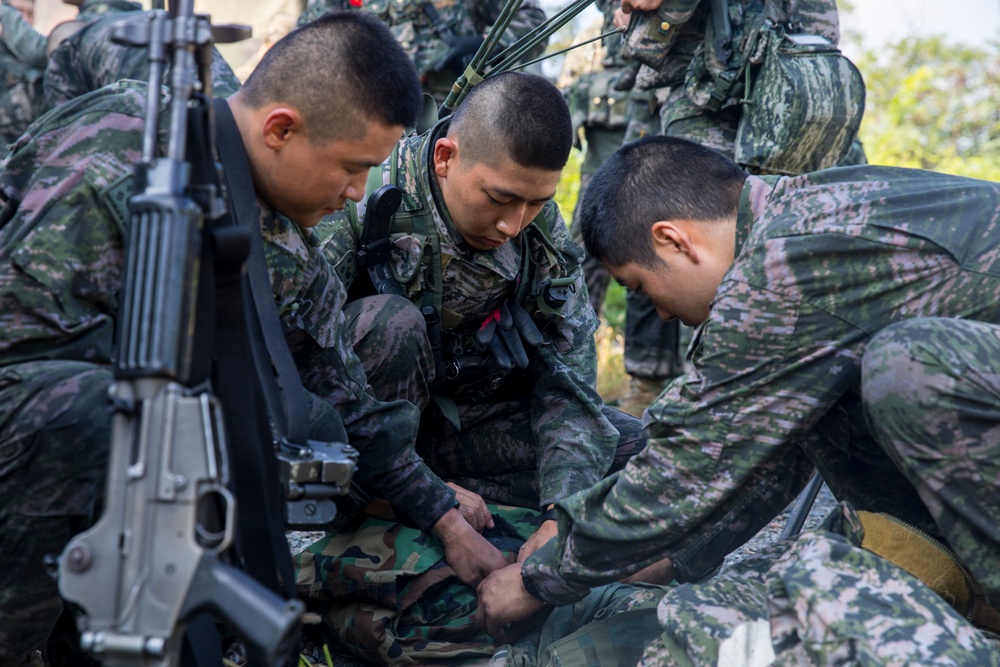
[717,618,776,667]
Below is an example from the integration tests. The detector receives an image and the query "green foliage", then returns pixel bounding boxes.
[855,36,1000,181]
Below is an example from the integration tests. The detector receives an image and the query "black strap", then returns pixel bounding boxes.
[212,97,309,448]
[210,98,305,617]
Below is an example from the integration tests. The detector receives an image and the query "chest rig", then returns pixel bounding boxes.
[350,143,578,406]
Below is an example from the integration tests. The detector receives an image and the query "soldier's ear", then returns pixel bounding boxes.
[433,137,459,178]
[651,220,698,263]
[261,107,303,151]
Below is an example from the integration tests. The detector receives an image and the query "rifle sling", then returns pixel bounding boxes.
[212,98,302,608]
[212,97,310,448]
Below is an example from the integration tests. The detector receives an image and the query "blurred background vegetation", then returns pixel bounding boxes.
[549,4,1000,399]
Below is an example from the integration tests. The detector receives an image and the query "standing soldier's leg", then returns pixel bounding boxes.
[570,125,627,316]
[0,361,113,663]
[862,317,1000,605]
[618,294,686,417]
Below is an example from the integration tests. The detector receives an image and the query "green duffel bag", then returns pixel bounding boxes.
[734,26,865,174]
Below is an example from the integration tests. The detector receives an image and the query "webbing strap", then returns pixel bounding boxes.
[213,98,309,447]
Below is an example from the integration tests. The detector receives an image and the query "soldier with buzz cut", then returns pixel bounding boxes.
[0,12,511,664]
[315,71,646,562]
[298,0,547,129]
[477,135,1000,663]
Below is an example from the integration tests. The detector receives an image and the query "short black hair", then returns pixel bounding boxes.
[241,11,422,143]
[448,71,572,172]
[579,135,748,268]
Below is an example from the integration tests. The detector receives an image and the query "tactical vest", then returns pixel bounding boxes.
[346,139,588,402]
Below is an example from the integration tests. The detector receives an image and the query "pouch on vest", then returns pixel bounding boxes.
[734,26,865,174]
[584,68,630,129]
[621,7,679,70]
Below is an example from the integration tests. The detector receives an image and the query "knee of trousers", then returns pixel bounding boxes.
[348,294,432,357]
[861,317,1000,441]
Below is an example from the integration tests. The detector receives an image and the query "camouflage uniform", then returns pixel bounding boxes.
[316,121,646,511]
[43,2,241,114]
[619,0,862,411]
[0,3,45,68]
[0,5,44,158]
[0,82,457,662]
[519,167,1000,658]
[294,504,548,665]
[298,0,546,109]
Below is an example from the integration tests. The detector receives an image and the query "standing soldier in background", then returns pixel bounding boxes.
[0,0,45,158]
[298,0,547,130]
[609,0,865,416]
[559,0,630,315]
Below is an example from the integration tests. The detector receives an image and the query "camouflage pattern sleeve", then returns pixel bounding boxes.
[0,83,148,367]
[261,215,457,530]
[44,12,240,114]
[0,4,46,69]
[522,168,1000,605]
[527,205,617,505]
[312,205,363,292]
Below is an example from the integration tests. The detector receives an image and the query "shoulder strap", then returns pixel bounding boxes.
[212,97,312,447]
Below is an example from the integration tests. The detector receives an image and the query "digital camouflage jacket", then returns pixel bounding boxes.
[298,0,546,102]
[43,4,240,114]
[524,166,1000,605]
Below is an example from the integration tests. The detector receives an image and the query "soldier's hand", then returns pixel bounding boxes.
[447,482,494,532]
[433,507,508,587]
[620,0,664,14]
[433,35,485,73]
[476,563,546,641]
[613,7,632,28]
[517,516,557,562]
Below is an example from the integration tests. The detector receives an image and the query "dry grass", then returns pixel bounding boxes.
[594,321,628,404]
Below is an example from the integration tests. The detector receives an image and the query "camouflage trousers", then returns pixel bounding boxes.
[295,504,548,666]
[641,505,1000,666]
[0,361,114,663]
[343,295,646,509]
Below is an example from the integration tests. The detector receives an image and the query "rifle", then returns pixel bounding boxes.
[57,4,305,665]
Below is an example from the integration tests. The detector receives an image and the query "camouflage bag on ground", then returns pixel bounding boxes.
[294,505,549,665]
[733,24,865,174]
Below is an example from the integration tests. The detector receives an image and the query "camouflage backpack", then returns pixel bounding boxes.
[732,21,865,173]
[685,0,865,174]
[293,505,547,665]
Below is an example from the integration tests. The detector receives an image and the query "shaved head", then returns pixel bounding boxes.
[241,11,422,144]
[448,72,572,172]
